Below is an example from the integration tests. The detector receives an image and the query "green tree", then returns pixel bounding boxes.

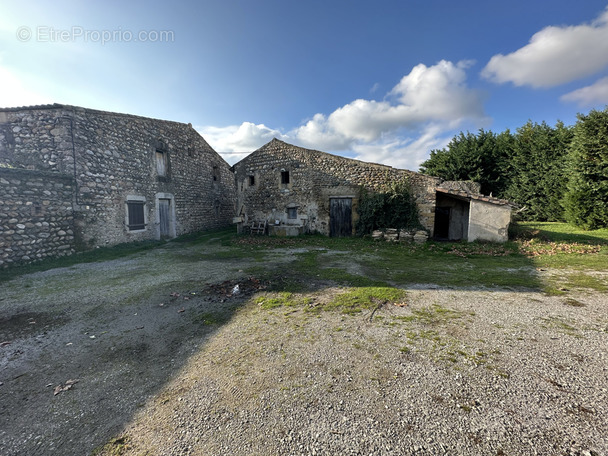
[505,121,573,221]
[563,108,608,229]
[420,129,513,196]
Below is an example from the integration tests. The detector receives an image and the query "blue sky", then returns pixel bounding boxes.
[2,1,608,170]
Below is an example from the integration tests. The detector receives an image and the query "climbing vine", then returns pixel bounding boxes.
[356,181,421,234]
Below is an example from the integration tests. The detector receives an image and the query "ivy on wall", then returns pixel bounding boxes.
[356,181,421,234]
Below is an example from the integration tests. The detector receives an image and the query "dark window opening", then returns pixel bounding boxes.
[31,203,43,216]
[281,170,290,184]
[249,175,255,186]
[287,207,297,219]
[127,201,145,231]
[213,165,220,182]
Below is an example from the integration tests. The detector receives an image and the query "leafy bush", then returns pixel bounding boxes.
[357,182,421,234]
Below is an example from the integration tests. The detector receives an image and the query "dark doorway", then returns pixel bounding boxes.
[159,198,172,239]
[330,198,352,237]
[434,207,450,240]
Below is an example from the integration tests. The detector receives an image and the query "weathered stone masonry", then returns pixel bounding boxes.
[0,168,76,267]
[1,104,514,268]
[1,104,235,267]
[233,139,441,236]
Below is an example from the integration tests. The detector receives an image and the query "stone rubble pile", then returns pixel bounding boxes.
[371,228,429,243]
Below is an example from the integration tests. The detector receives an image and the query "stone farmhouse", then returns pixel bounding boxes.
[1,104,513,268]
[0,104,234,267]
[233,139,514,241]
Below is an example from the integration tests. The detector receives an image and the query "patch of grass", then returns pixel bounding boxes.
[0,240,164,283]
[90,436,131,456]
[563,273,608,292]
[514,222,608,271]
[539,316,580,337]
[564,298,586,307]
[192,311,230,326]
[171,227,236,245]
[514,222,608,244]
[254,292,310,309]
[360,241,540,290]
[320,286,407,315]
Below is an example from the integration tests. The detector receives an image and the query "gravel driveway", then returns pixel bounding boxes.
[0,237,606,456]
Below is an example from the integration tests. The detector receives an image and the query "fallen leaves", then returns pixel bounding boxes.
[519,240,601,257]
[53,379,79,396]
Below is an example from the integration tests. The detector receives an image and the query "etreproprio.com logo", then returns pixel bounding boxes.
[16,26,174,45]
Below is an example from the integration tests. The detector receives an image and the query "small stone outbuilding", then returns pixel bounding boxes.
[434,183,514,243]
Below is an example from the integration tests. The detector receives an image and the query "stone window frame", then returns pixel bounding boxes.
[125,195,148,232]
[287,207,297,219]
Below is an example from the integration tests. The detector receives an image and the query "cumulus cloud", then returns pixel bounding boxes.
[293,60,487,150]
[482,8,608,88]
[351,124,451,171]
[561,76,608,106]
[197,122,287,164]
[200,60,487,170]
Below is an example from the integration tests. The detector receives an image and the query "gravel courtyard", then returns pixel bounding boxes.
[0,235,606,456]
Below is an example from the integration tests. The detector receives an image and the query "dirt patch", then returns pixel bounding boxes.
[1,237,607,456]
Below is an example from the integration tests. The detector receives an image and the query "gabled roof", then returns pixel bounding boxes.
[233,137,424,178]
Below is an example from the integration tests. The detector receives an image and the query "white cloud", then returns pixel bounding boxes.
[351,124,451,171]
[482,8,608,88]
[200,60,487,170]
[197,122,287,164]
[293,60,486,149]
[561,76,608,106]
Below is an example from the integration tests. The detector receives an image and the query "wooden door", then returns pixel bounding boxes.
[159,198,171,239]
[330,198,352,237]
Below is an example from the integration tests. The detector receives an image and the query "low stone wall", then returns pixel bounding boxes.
[0,168,76,268]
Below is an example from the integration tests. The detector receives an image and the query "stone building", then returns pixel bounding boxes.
[232,139,514,241]
[1,104,514,268]
[232,139,441,236]
[434,182,514,243]
[0,104,234,267]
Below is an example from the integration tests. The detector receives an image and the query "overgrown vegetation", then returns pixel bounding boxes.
[563,108,608,230]
[356,181,421,234]
[420,107,608,228]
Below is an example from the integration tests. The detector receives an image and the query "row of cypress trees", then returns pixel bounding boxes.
[419,107,608,230]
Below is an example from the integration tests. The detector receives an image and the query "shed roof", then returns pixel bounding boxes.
[436,187,517,207]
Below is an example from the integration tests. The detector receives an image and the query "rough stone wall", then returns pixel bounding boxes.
[0,104,235,258]
[0,168,76,268]
[233,139,440,235]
